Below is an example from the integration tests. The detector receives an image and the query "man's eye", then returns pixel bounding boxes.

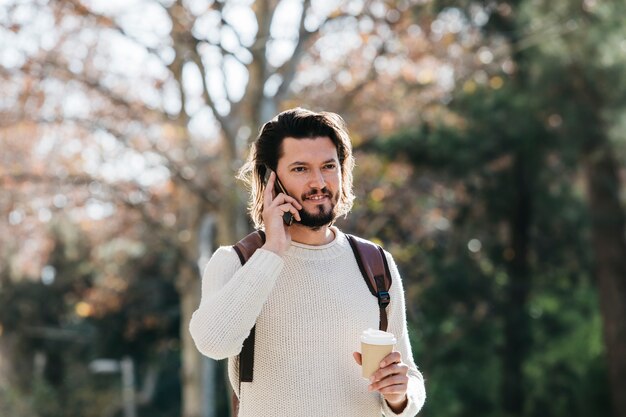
[293,167,306,172]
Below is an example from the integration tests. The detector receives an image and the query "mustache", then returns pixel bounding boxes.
[302,187,332,199]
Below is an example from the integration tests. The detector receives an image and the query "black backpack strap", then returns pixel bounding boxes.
[232,230,266,391]
[345,234,393,331]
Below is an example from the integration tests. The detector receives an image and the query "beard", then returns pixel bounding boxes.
[297,188,338,229]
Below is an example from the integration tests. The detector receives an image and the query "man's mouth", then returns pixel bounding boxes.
[304,194,330,202]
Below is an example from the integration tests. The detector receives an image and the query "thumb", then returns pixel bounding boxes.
[353,352,362,366]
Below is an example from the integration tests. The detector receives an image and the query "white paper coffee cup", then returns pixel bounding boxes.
[360,328,397,379]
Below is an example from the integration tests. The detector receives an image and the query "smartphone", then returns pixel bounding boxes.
[263,166,295,226]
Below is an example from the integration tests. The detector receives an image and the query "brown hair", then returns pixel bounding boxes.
[238,107,356,229]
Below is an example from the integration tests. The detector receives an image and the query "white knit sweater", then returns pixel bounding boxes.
[189,227,426,417]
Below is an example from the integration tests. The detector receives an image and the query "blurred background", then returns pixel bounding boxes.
[1,0,625,416]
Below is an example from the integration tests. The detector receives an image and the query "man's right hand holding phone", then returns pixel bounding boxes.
[262,171,302,256]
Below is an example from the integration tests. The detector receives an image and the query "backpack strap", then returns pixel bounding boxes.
[231,231,392,408]
[232,230,266,266]
[232,230,266,392]
[345,234,393,332]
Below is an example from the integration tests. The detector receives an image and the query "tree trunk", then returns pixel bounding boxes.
[584,139,626,417]
[501,152,532,416]
[179,261,203,417]
[197,215,219,417]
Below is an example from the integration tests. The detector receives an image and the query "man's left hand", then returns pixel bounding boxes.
[353,351,409,413]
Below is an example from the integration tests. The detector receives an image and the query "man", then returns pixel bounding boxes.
[189,108,426,416]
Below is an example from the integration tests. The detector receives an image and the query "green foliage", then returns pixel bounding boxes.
[349,14,619,411]
[0,219,182,416]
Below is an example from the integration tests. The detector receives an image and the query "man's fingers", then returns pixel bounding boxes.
[369,351,404,381]
[277,203,301,221]
[378,383,408,395]
[364,351,410,405]
[369,373,409,392]
[280,194,302,210]
[370,362,409,385]
[353,352,362,366]
[263,171,276,208]
[379,351,402,368]
[265,183,302,212]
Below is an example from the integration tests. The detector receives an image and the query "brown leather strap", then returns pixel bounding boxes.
[232,230,266,265]
[232,230,266,399]
[346,234,392,331]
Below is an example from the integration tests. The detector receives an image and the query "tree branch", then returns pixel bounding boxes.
[238,0,277,126]
[61,0,168,67]
[39,56,169,124]
[188,39,238,143]
[2,115,220,207]
[274,0,313,102]
[2,170,200,267]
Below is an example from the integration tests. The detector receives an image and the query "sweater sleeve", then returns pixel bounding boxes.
[380,251,426,416]
[189,246,284,360]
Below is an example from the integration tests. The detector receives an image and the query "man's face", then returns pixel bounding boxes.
[275,136,341,228]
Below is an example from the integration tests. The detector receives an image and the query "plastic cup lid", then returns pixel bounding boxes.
[360,328,397,345]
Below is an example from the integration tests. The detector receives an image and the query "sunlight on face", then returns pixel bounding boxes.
[277,136,341,227]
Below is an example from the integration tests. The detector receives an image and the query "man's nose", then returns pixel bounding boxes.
[308,169,326,189]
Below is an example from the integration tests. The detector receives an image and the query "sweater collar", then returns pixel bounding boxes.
[286,226,350,260]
